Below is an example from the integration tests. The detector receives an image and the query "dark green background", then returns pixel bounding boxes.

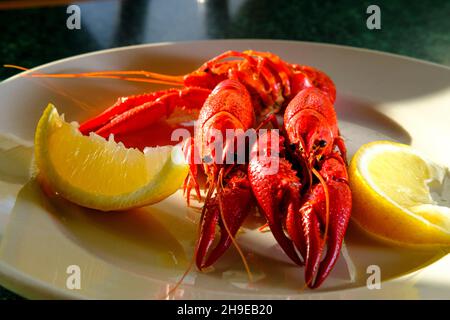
[0,0,449,299]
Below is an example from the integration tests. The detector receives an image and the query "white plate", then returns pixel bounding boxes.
[0,40,449,299]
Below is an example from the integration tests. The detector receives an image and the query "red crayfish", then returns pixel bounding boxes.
[15,50,351,288]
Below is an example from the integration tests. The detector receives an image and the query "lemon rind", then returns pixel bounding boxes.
[350,140,450,246]
[357,141,449,234]
[35,104,189,211]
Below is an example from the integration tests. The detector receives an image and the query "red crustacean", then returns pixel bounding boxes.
[248,130,306,267]
[184,79,256,270]
[249,88,351,288]
[19,50,335,139]
[14,50,351,288]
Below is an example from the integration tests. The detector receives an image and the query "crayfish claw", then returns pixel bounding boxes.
[267,217,304,266]
[248,131,305,266]
[300,204,325,288]
[195,175,254,269]
[310,181,352,288]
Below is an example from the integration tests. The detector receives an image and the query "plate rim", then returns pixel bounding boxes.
[2,39,449,87]
[0,39,449,299]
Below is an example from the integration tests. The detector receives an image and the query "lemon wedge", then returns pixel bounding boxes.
[349,141,450,247]
[34,104,189,211]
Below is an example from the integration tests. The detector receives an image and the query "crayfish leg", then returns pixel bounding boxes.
[182,137,202,205]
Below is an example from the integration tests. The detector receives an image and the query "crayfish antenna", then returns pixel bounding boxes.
[217,195,254,283]
[4,64,184,86]
[71,70,184,83]
[3,64,93,111]
[159,253,195,300]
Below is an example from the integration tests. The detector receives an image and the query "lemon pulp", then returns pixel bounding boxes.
[35,104,189,211]
[349,141,450,247]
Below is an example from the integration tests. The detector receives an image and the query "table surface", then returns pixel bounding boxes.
[0,0,449,300]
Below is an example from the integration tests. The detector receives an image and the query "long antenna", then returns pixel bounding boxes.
[4,65,184,86]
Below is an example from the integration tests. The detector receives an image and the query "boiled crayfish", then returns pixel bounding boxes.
[18,50,351,288]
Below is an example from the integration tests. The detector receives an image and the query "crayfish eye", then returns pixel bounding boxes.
[289,143,297,151]
[318,140,327,148]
